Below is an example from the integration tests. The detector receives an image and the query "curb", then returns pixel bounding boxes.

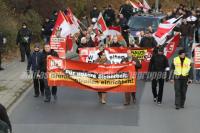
[5,80,32,110]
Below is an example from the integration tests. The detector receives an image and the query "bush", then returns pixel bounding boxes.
[0,0,18,52]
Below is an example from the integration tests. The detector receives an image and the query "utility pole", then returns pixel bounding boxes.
[155,0,159,12]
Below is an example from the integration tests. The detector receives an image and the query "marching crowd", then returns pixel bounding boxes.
[3,0,200,106]
[0,1,200,132]
[19,1,199,107]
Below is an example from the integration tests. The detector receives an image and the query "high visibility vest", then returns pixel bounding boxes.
[173,57,191,76]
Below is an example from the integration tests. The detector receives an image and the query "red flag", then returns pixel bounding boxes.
[108,26,121,32]
[143,0,151,12]
[155,23,175,38]
[51,11,71,38]
[93,13,108,33]
[129,0,140,9]
[136,0,143,8]
[66,36,73,52]
[65,8,80,33]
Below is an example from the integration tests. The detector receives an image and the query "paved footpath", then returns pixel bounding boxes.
[0,59,32,109]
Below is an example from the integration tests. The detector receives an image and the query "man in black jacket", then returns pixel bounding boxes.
[148,47,169,105]
[119,0,133,20]
[38,44,58,102]
[27,43,44,97]
[90,5,100,20]
[41,18,54,43]
[140,31,157,48]
[0,104,12,133]
[103,5,116,27]
[16,23,32,62]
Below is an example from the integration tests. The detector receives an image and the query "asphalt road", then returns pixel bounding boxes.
[9,78,200,133]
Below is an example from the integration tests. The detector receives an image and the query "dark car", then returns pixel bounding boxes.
[128,14,166,37]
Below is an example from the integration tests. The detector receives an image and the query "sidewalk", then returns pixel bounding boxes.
[0,59,32,109]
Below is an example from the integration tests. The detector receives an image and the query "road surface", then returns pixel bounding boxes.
[9,80,200,133]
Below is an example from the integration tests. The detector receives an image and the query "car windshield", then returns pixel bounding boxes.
[128,17,160,30]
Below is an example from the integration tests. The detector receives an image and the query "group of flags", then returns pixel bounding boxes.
[51,2,182,53]
[51,9,122,52]
[129,0,151,12]
[154,16,182,45]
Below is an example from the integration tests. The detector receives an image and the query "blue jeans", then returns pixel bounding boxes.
[181,36,189,50]
[181,36,192,57]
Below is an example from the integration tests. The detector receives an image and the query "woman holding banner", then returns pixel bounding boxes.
[95,51,111,104]
[121,50,142,105]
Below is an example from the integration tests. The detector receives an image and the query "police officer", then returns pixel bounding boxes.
[27,43,44,97]
[148,47,169,105]
[38,44,58,102]
[0,104,12,133]
[0,32,6,71]
[16,23,32,62]
[170,49,193,110]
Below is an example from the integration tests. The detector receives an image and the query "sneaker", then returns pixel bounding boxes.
[124,102,130,106]
[101,100,106,104]
[0,67,4,71]
[175,106,180,110]
[44,98,50,102]
[157,102,162,105]
[153,98,157,103]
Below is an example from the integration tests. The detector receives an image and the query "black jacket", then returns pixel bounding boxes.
[149,54,169,72]
[140,37,157,48]
[0,104,12,133]
[16,28,32,44]
[103,9,115,26]
[119,4,133,20]
[27,51,42,72]
[38,49,58,73]
[90,9,100,19]
[41,21,54,37]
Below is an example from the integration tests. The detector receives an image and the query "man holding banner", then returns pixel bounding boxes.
[95,51,111,104]
[121,50,141,105]
[38,44,59,102]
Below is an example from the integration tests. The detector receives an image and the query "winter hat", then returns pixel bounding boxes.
[178,49,186,55]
